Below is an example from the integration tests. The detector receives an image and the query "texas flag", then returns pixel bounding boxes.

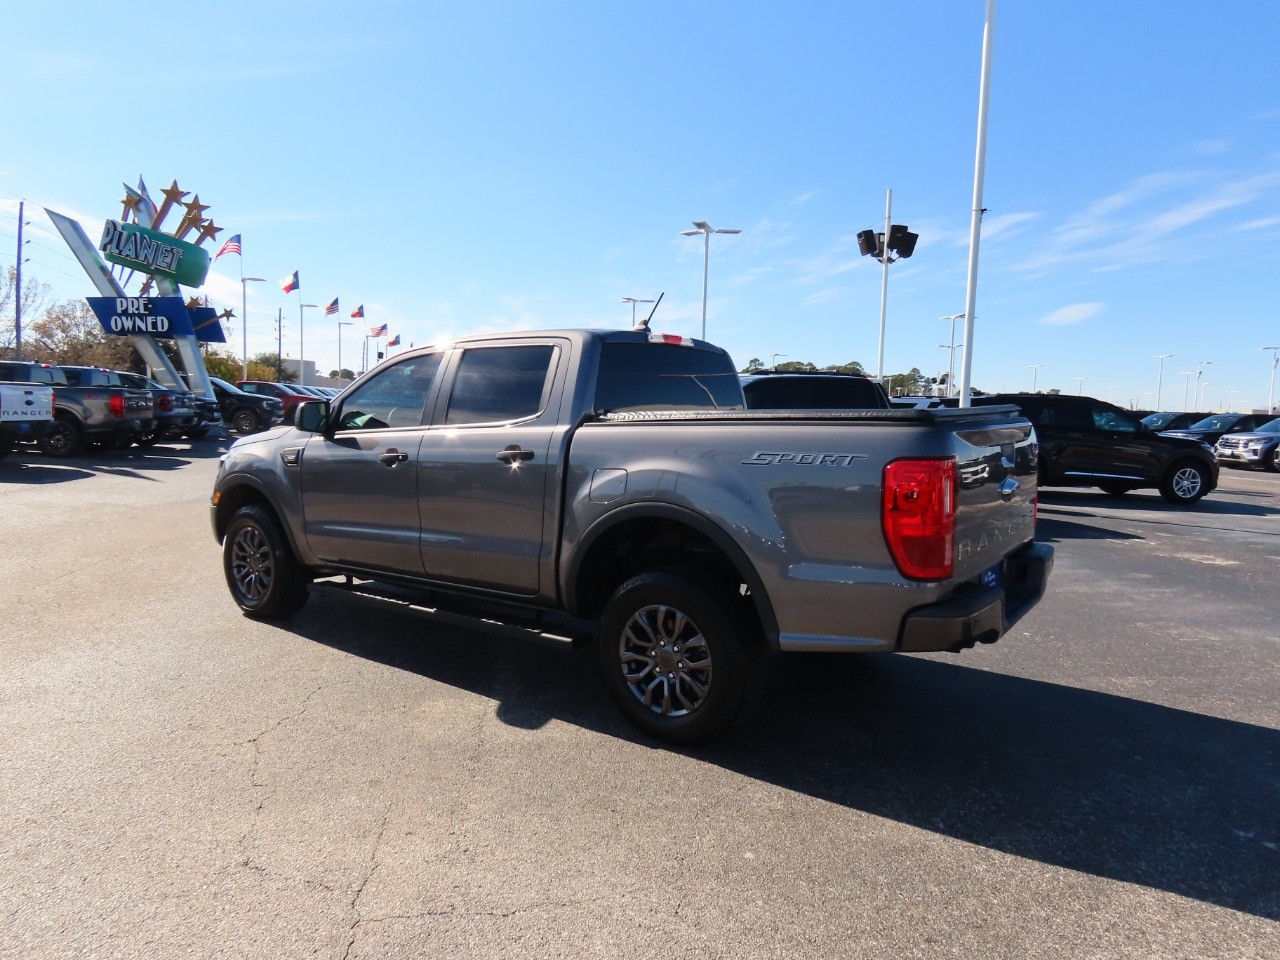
[350,304,365,319]
[280,270,299,293]
[387,334,401,347]
[371,323,388,337]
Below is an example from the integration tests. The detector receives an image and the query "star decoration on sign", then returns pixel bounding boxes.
[174,195,210,239]
[152,180,189,232]
[216,309,234,321]
[195,220,223,245]
[118,194,141,222]
[138,277,154,296]
[185,296,203,310]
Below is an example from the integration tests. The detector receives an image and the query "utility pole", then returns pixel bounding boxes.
[14,200,25,360]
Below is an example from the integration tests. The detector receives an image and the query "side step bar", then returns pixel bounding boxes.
[309,577,589,650]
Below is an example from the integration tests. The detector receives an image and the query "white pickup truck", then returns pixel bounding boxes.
[0,378,56,459]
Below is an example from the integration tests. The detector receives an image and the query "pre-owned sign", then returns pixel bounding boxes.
[98,220,210,288]
[86,296,225,343]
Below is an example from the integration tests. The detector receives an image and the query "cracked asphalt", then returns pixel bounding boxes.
[1,439,1277,959]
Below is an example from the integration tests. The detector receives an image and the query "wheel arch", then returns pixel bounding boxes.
[213,476,301,558]
[564,503,780,650]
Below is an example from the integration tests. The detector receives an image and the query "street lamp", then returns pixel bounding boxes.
[938,342,964,397]
[299,303,319,384]
[856,191,919,379]
[240,277,265,379]
[338,321,354,379]
[1226,389,1239,412]
[1179,371,1194,408]
[1027,364,1043,393]
[1074,376,1087,396]
[1194,361,1212,410]
[770,353,787,369]
[1198,382,1212,410]
[680,221,740,341]
[940,313,964,398]
[1150,353,1173,410]
[1262,346,1280,414]
[1108,385,1117,403]
[621,297,655,327]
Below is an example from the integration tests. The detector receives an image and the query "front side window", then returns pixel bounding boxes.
[444,345,556,425]
[1092,407,1138,433]
[336,353,442,431]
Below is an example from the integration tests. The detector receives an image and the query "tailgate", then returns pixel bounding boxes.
[1,384,55,422]
[946,407,1039,583]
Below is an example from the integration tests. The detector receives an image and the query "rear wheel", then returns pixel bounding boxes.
[1265,447,1280,473]
[1159,460,1209,505]
[39,417,84,457]
[223,504,310,618]
[598,571,767,744]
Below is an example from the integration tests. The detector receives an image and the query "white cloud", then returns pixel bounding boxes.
[1038,303,1104,326]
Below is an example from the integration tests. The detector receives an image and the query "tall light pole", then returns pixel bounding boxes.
[1027,364,1043,393]
[1150,353,1173,410]
[621,297,655,327]
[680,221,740,341]
[938,342,964,396]
[1198,381,1212,410]
[1179,371,1194,408]
[857,195,919,381]
[1194,360,1212,410]
[770,353,787,369]
[1074,376,1087,396]
[299,303,319,384]
[1108,385,1117,403]
[338,321,353,379]
[1226,390,1239,412]
[1262,346,1280,414]
[240,277,265,380]
[940,313,964,398]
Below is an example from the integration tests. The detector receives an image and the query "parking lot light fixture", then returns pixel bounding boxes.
[621,297,655,327]
[1027,364,1043,393]
[1151,353,1173,409]
[1074,376,1087,396]
[680,221,740,341]
[1179,371,1194,408]
[1262,346,1280,414]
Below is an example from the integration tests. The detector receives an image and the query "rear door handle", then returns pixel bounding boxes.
[378,449,409,466]
[496,445,535,464]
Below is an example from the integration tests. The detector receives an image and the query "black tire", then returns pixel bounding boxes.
[1264,447,1280,474]
[232,408,260,434]
[598,571,767,744]
[39,417,84,457]
[1097,482,1135,496]
[222,504,310,619]
[183,427,210,440]
[135,432,160,447]
[1159,460,1210,505]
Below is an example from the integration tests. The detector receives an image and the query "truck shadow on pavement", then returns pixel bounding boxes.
[0,439,229,483]
[293,599,1278,922]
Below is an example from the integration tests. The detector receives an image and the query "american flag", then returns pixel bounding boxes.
[387,334,400,347]
[350,304,364,319]
[324,297,339,316]
[371,323,388,337]
[213,234,241,261]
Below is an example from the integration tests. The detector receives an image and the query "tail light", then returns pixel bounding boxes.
[108,394,126,418]
[882,458,956,580]
[158,393,173,412]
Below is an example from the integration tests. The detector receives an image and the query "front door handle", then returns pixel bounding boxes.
[496,445,535,464]
[378,449,409,466]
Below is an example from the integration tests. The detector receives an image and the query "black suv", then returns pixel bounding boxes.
[740,371,890,409]
[184,376,283,434]
[968,394,1218,505]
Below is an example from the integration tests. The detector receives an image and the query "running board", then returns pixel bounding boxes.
[309,577,587,650]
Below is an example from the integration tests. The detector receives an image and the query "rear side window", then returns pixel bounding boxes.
[444,345,556,425]
[595,343,744,413]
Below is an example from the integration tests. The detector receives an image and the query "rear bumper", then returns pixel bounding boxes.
[898,541,1054,653]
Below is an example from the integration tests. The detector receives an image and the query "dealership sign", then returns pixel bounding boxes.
[87,296,225,343]
[98,220,210,288]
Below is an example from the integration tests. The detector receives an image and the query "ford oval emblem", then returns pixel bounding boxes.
[999,477,1020,502]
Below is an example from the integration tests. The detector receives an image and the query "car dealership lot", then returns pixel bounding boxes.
[1,444,1276,959]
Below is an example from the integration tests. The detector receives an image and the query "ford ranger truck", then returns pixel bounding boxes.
[211,328,1053,743]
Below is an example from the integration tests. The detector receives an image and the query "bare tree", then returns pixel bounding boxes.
[0,266,52,358]
[24,299,137,369]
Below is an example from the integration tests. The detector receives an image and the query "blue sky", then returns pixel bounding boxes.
[3,2,1279,410]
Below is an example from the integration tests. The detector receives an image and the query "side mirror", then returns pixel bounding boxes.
[295,399,330,433]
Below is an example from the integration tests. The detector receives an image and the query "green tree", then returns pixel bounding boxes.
[249,351,287,380]
[739,357,765,373]
[821,361,867,375]
[24,299,137,369]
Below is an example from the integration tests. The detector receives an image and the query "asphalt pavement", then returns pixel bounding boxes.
[1,441,1276,959]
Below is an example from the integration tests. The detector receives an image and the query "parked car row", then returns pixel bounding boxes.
[1141,410,1280,472]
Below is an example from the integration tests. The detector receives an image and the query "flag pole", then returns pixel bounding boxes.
[299,301,305,386]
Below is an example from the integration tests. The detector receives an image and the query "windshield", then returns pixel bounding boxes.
[1250,418,1280,435]
[209,376,250,397]
[1187,414,1244,430]
[1141,412,1184,429]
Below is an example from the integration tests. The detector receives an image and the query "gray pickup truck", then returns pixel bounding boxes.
[0,361,155,456]
[0,378,55,459]
[212,328,1052,742]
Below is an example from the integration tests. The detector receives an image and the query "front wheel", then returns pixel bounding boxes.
[1265,447,1280,474]
[223,504,310,618]
[1159,461,1210,505]
[232,408,260,434]
[598,572,766,744]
